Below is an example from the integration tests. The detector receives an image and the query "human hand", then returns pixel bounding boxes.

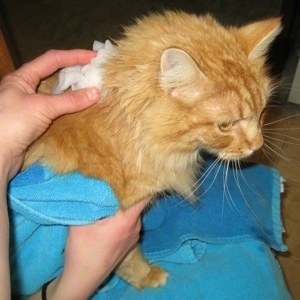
[50,197,150,300]
[0,50,100,299]
[0,49,101,181]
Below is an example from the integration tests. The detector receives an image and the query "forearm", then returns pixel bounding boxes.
[28,241,111,300]
[0,161,11,299]
[0,49,100,300]
[29,210,143,300]
[48,237,119,299]
[49,265,110,300]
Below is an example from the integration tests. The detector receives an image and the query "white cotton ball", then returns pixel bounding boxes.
[52,40,117,95]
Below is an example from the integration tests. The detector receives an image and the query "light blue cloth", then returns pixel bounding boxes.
[8,163,119,225]
[7,159,291,299]
[102,241,289,300]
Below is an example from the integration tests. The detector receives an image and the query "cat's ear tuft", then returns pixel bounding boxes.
[236,17,282,61]
[159,48,208,100]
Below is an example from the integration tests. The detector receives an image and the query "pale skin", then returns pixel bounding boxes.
[0,50,149,299]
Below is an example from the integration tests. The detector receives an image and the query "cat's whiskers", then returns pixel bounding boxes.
[260,107,300,189]
[196,156,224,200]
[221,160,239,213]
[263,127,300,131]
[263,127,300,151]
[237,160,265,203]
[263,133,300,147]
[221,161,228,216]
[160,192,191,211]
[232,160,271,239]
[182,155,221,202]
[163,155,227,211]
[263,139,298,163]
[261,147,291,178]
[201,158,270,240]
[262,147,278,165]
[231,161,246,211]
[263,113,300,126]
[198,155,222,184]
[189,156,225,216]
[262,126,298,166]
[262,141,300,188]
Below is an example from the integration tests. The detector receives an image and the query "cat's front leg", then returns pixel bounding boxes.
[116,245,168,289]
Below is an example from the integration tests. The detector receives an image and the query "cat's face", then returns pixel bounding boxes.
[192,88,265,160]
[154,15,281,161]
[155,60,268,161]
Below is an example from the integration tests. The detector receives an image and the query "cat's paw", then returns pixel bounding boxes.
[135,265,169,289]
[116,246,169,289]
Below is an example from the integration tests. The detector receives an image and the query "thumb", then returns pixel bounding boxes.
[43,87,101,119]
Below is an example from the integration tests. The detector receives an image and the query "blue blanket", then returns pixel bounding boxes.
[8,159,291,299]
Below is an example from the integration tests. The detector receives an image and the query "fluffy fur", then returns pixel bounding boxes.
[24,11,281,288]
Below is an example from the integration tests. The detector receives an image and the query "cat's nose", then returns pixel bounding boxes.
[249,135,264,151]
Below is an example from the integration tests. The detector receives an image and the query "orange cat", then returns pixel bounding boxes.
[24,11,281,288]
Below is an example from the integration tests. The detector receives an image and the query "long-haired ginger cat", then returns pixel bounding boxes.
[24,11,281,289]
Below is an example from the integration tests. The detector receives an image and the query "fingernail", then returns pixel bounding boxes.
[86,88,101,102]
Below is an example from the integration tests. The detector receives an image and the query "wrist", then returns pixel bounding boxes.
[43,277,60,300]
[0,148,23,181]
[28,277,60,300]
[0,157,10,184]
[0,151,18,183]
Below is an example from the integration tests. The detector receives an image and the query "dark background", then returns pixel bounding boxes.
[0,0,299,78]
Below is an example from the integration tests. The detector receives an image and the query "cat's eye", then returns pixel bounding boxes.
[218,120,234,131]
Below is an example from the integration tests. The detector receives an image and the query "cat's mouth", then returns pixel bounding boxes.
[219,149,257,161]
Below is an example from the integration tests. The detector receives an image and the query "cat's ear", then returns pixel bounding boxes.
[236,17,282,61]
[159,48,208,100]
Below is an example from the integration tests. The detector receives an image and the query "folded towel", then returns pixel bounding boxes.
[8,158,290,299]
[8,163,119,225]
[141,161,286,257]
[103,241,290,300]
[94,160,290,300]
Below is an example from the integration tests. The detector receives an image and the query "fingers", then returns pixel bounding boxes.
[34,87,101,119]
[17,49,97,88]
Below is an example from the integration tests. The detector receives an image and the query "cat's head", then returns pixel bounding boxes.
[156,14,281,161]
[104,12,281,161]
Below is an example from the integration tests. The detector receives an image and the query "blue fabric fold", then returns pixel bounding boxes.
[7,159,290,299]
[102,241,290,300]
[140,161,286,258]
[8,164,120,225]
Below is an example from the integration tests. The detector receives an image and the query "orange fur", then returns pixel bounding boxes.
[24,11,281,288]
